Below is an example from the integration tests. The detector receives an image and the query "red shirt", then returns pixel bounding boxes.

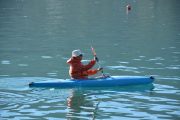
[67,57,97,79]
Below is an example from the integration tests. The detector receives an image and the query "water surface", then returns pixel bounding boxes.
[0,0,180,119]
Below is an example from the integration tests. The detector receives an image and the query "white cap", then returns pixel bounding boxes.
[72,49,83,57]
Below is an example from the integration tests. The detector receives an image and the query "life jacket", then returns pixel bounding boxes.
[67,57,98,79]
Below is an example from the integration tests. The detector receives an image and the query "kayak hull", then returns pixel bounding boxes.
[29,76,155,88]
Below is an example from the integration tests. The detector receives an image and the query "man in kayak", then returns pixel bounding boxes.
[67,49,103,79]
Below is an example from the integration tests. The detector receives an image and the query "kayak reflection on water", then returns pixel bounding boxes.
[66,89,99,119]
[66,84,154,119]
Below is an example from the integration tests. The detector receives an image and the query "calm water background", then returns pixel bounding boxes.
[0,0,180,120]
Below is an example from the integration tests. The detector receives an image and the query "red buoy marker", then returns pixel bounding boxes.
[126,4,131,11]
[126,4,131,15]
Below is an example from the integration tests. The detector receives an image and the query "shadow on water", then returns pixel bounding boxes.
[82,83,155,92]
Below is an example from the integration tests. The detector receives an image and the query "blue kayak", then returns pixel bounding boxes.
[29,76,155,88]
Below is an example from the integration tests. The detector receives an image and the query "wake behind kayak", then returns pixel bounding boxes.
[29,76,155,88]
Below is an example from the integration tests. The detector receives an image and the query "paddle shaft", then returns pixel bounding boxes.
[91,46,104,74]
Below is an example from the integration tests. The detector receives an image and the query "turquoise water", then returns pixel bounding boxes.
[0,0,180,119]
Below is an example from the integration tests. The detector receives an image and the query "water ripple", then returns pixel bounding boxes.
[1,60,11,65]
[106,65,140,73]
